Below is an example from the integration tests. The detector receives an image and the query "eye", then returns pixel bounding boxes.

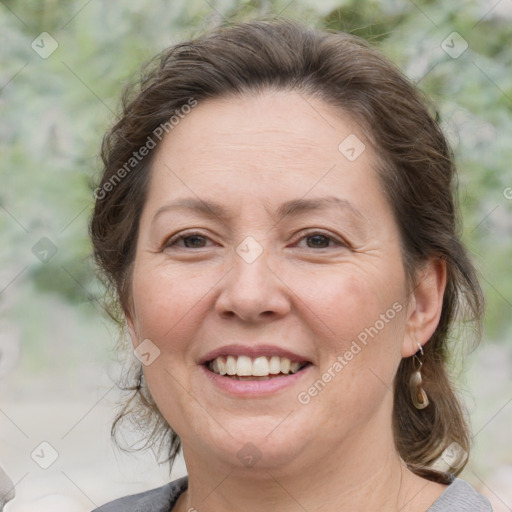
[163,232,214,250]
[294,231,346,249]
[162,230,347,251]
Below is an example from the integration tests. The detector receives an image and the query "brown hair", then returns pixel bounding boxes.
[90,18,483,481]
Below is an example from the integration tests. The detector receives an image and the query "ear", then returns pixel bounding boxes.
[402,256,447,358]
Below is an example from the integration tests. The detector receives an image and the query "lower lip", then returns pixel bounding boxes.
[201,365,312,397]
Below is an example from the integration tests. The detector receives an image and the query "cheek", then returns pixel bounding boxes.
[129,265,215,431]
[129,263,214,347]
[289,268,407,446]
[295,265,407,404]
[296,265,405,344]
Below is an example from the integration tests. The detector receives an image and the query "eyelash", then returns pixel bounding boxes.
[163,230,347,250]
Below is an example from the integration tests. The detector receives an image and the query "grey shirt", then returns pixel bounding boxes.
[92,476,493,511]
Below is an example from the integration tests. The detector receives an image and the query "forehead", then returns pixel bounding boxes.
[153,91,371,173]
[145,90,386,223]
[160,90,360,153]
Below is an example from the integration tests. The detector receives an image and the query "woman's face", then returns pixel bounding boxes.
[126,90,429,473]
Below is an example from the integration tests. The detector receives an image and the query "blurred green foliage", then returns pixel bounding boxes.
[1,0,510,369]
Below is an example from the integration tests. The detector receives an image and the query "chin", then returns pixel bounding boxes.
[186,415,312,472]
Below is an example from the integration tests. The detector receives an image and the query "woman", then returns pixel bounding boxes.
[90,18,492,511]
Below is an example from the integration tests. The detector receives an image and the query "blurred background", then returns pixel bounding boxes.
[0,0,511,510]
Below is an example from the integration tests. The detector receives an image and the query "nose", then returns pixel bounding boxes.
[214,243,291,323]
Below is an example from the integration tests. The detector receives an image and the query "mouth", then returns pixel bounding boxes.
[205,355,311,380]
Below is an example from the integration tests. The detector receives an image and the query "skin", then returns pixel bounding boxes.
[126,90,448,512]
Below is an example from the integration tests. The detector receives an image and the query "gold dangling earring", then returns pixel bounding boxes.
[409,343,429,409]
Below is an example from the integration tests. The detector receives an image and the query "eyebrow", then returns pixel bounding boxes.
[151,196,366,227]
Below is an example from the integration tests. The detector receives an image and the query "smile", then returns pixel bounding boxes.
[206,355,310,379]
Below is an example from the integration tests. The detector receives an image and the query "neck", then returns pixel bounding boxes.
[175,417,446,512]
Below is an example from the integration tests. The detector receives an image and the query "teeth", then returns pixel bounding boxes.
[208,355,306,377]
[290,361,301,373]
[253,356,270,376]
[236,355,253,376]
[217,357,227,375]
[226,356,237,376]
[269,356,281,374]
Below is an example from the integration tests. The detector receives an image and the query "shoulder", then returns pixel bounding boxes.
[91,476,188,512]
[428,478,493,511]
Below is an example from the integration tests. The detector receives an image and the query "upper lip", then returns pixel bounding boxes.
[198,344,311,365]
